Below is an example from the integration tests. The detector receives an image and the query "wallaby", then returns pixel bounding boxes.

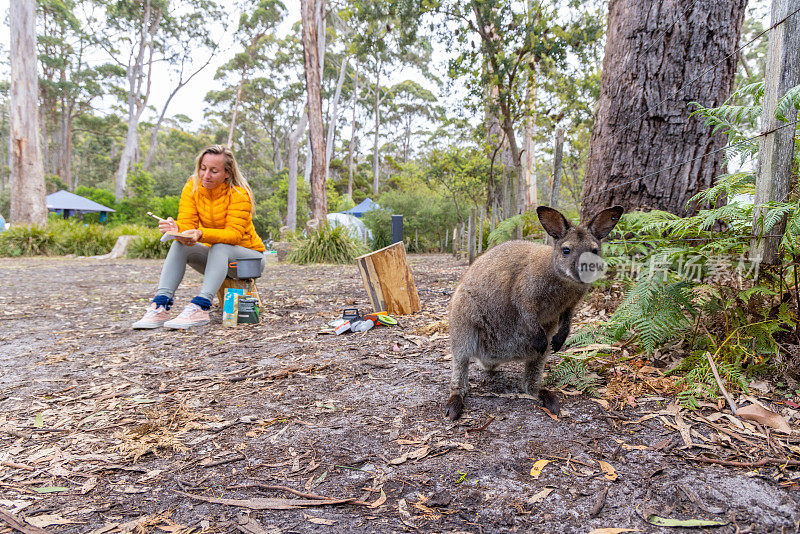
[444,205,623,421]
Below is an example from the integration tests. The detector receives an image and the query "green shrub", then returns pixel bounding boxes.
[50,219,117,256]
[0,220,170,258]
[287,223,367,264]
[0,224,56,256]
[362,209,391,251]
[127,229,171,259]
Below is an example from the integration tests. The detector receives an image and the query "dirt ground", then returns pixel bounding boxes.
[1,254,799,534]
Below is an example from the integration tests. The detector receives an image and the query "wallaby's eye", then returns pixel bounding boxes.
[561,246,571,255]
[591,248,599,255]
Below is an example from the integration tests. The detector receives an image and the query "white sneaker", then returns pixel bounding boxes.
[132,303,170,329]
[163,303,210,329]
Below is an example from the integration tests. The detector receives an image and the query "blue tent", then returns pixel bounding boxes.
[340,198,379,218]
[46,190,116,222]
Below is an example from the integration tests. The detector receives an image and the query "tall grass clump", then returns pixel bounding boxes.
[0,219,170,258]
[0,224,56,256]
[287,223,367,264]
[127,228,171,258]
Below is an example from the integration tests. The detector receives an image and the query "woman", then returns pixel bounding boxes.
[133,145,265,329]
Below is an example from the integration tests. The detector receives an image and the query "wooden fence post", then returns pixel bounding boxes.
[468,207,477,264]
[478,206,485,254]
[750,0,800,265]
[452,226,458,257]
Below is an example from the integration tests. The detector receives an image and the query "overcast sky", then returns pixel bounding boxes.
[0,0,304,129]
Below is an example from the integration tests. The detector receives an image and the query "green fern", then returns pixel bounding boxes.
[548,356,599,393]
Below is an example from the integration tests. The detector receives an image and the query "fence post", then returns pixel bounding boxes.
[452,226,458,256]
[478,206,485,254]
[468,207,476,264]
[750,0,800,266]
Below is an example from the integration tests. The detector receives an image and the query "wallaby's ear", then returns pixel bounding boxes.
[587,205,624,239]
[537,206,572,240]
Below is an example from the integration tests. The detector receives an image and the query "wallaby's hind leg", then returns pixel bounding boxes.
[445,329,476,421]
[523,353,560,415]
[445,350,469,421]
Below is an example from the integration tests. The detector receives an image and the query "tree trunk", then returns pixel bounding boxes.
[580,0,747,219]
[287,112,308,232]
[372,65,382,195]
[227,73,245,149]
[325,56,349,182]
[9,0,47,224]
[348,59,359,198]
[523,66,537,210]
[114,0,158,199]
[301,0,327,222]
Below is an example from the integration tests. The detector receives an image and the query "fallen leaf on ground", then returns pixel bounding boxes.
[612,438,648,450]
[368,488,386,509]
[530,459,551,479]
[303,514,336,526]
[737,404,792,433]
[588,529,640,534]
[645,514,728,527]
[25,514,80,528]
[397,498,417,528]
[389,446,430,465]
[177,491,354,510]
[33,486,69,493]
[527,487,553,504]
[597,460,618,481]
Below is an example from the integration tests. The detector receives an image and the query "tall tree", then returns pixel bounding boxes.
[94,0,163,199]
[300,0,327,221]
[580,0,748,218]
[9,0,47,224]
[142,1,223,170]
[440,0,603,219]
[38,0,117,191]
[219,0,286,149]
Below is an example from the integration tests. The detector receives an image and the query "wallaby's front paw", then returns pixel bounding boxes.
[539,389,560,415]
[444,394,464,421]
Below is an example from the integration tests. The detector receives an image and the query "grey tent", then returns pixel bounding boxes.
[46,190,116,222]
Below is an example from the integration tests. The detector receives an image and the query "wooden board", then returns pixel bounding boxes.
[216,277,261,307]
[355,242,421,315]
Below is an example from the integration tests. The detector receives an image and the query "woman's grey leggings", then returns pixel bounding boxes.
[155,241,265,302]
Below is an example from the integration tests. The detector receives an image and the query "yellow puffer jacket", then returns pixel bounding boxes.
[176,178,265,252]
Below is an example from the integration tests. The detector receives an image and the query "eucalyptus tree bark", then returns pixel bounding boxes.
[227,69,246,149]
[114,0,160,199]
[287,112,308,232]
[300,0,328,222]
[348,59,360,198]
[9,0,47,224]
[325,56,350,182]
[372,65,382,195]
[303,0,326,191]
[580,0,747,218]
[522,67,537,210]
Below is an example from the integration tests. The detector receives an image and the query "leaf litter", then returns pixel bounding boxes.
[0,255,798,533]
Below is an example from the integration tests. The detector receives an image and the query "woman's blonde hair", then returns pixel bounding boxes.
[191,144,255,215]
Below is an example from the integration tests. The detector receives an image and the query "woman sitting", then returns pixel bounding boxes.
[133,145,265,329]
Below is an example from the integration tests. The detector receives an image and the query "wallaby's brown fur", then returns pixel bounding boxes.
[444,206,623,420]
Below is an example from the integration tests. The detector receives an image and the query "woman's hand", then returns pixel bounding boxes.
[158,217,178,234]
[176,228,203,246]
